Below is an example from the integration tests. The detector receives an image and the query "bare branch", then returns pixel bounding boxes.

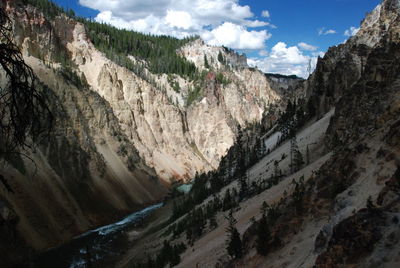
[0,5,53,157]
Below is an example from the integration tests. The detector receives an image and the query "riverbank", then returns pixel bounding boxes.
[31,203,164,268]
[116,202,174,267]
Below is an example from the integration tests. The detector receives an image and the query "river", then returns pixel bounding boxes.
[33,203,163,268]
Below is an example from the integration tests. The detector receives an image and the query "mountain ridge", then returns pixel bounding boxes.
[114,0,400,267]
[0,0,296,264]
[2,0,399,267]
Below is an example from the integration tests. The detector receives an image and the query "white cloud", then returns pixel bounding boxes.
[298,42,318,51]
[201,22,270,49]
[344,26,360,37]
[325,29,336,35]
[165,10,194,30]
[318,27,337,35]
[79,0,271,49]
[95,11,134,29]
[270,42,308,64]
[244,20,269,27]
[248,42,323,78]
[261,10,270,18]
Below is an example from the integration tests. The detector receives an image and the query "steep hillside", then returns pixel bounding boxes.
[3,0,398,267]
[116,1,400,267]
[0,0,286,265]
[304,0,400,118]
[10,1,281,181]
[0,46,168,267]
[213,0,400,266]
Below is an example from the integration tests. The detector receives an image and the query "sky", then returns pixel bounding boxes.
[52,0,381,78]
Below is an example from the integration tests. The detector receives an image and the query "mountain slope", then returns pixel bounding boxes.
[0,0,289,265]
[116,1,400,267]
[222,0,400,266]
[11,1,281,181]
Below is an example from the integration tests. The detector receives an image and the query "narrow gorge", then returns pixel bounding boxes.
[1,0,399,267]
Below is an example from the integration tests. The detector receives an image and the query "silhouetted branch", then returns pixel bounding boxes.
[0,4,53,156]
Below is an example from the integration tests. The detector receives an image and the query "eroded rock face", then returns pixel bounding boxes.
[325,43,400,149]
[303,1,397,117]
[305,0,400,121]
[61,20,279,180]
[7,0,281,182]
[321,0,400,149]
[179,39,248,70]
[315,209,386,268]
[0,0,282,262]
[229,1,400,267]
[265,73,305,101]
[354,0,400,47]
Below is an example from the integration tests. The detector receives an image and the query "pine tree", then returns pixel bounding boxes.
[213,195,222,211]
[225,210,243,259]
[295,105,306,128]
[290,136,295,173]
[218,51,224,63]
[273,160,281,179]
[260,201,269,215]
[170,245,181,267]
[204,55,210,68]
[209,214,218,230]
[294,148,304,172]
[223,188,233,211]
[186,227,193,244]
[210,173,221,194]
[290,135,304,173]
[307,98,316,119]
[291,176,306,214]
[193,207,206,237]
[172,200,179,219]
[256,212,270,256]
[256,137,266,160]
[239,174,248,199]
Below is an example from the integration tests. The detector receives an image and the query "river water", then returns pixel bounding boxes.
[33,203,163,268]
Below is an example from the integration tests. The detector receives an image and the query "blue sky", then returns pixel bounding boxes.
[242,0,380,53]
[52,0,381,77]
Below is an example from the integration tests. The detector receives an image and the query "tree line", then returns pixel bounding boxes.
[21,0,199,78]
[79,19,198,78]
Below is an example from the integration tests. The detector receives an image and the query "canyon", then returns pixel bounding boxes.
[0,0,400,267]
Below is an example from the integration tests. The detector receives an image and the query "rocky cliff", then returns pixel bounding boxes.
[119,1,400,267]
[239,0,400,266]
[0,0,281,264]
[10,4,279,181]
[305,0,400,119]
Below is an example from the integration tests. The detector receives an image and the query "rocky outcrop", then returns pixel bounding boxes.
[265,73,304,100]
[325,43,400,149]
[0,0,281,264]
[320,0,400,149]
[179,38,248,70]
[312,6,400,260]
[66,19,278,180]
[227,0,400,267]
[305,0,400,120]
[0,53,167,258]
[315,208,387,267]
[65,23,278,180]
[354,0,400,47]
